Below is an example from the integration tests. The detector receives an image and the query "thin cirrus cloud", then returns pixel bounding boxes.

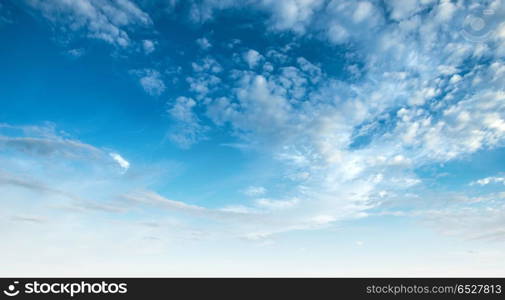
[0,123,130,173]
[470,176,505,186]
[243,186,266,197]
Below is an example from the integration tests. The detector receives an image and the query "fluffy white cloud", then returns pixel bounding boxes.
[132,69,166,96]
[191,57,222,73]
[390,90,505,162]
[187,57,223,99]
[259,0,324,34]
[109,153,130,172]
[387,0,423,21]
[243,49,263,69]
[207,73,294,144]
[142,39,156,54]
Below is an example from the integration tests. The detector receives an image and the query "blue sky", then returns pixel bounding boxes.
[1,0,505,276]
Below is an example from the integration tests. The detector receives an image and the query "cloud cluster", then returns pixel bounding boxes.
[10,0,505,243]
[158,0,505,238]
[25,0,152,47]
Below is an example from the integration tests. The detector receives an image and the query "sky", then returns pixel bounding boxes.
[1,0,505,277]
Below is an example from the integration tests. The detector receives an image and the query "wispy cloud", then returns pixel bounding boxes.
[470,176,505,186]
[242,186,266,197]
[25,0,152,47]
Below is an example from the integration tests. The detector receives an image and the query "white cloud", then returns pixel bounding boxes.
[0,123,130,175]
[449,74,462,84]
[196,37,212,50]
[387,0,422,21]
[260,0,324,34]
[170,0,505,240]
[132,69,166,96]
[327,23,349,44]
[391,90,505,162]
[243,49,263,69]
[109,153,130,172]
[142,39,156,54]
[169,97,198,124]
[353,2,374,23]
[25,0,152,47]
[192,57,222,73]
[470,176,505,186]
[187,57,223,99]
[207,73,293,143]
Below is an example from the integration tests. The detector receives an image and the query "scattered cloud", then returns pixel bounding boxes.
[161,0,505,241]
[142,39,156,54]
[25,0,152,47]
[132,69,166,96]
[5,1,505,270]
[243,49,263,69]
[196,37,212,50]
